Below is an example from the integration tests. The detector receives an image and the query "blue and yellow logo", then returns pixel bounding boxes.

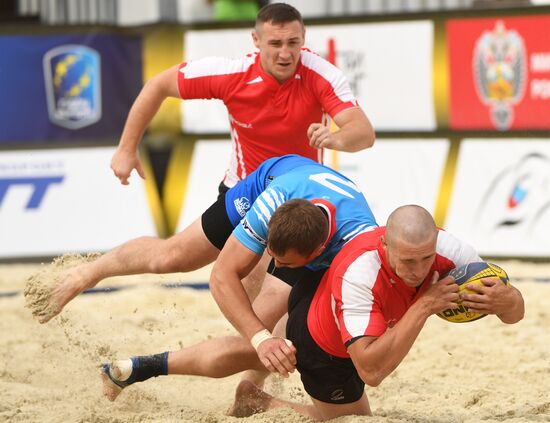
[43,45,101,129]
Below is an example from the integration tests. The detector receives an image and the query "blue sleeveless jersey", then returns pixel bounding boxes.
[225,155,378,271]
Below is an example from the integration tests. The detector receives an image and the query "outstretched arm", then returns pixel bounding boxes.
[307,107,375,153]
[348,273,459,387]
[210,235,296,377]
[111,64,181,185]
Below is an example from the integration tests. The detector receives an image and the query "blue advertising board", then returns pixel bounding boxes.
[0,34,142,142]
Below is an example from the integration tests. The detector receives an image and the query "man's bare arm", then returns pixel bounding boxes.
[307,107,375,153]
[348,273,458,387]
[111,64,181,185]
[209,235,296,376]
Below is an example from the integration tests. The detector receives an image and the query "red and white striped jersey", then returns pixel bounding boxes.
[177,49,359,187]
[307,227,481,358]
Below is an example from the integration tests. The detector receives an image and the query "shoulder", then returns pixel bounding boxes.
[299,48,345,80]
[332,234,382,286]
[180,53,257,78]
[435,230,481,267]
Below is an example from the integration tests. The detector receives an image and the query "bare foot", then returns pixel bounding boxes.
[24,253,100,324]
[227,380,273,418]
[40,265,93,323]
[101,364,125,402]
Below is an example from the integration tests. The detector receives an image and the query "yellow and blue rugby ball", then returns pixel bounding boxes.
[437,262,510,323]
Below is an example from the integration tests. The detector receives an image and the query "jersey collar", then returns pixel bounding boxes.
[311,198,336,248]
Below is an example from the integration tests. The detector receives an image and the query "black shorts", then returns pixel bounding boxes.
[286,273,365,404]
[201,182,233,250]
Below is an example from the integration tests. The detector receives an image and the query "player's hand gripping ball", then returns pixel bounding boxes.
[437,262,510,323]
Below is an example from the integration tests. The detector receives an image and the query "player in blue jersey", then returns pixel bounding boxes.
[39,154,376,326]
[93,155,377,401]
[209,155,377,375]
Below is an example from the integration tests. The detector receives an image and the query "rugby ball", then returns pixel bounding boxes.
[437,262,510,323]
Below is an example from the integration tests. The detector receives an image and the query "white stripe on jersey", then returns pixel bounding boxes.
[224,116,243,187]
[339,250,381,338]
[254,188,286,231]
[342,223,376,242]
[180,55,256,79]
[254,202,271,230]
[260,188,275,210]
[228,114,247,181]
[436,231,481,267]
[274,189,285,206]
[253,208,269,230]
[300,50,356,104]
[331,294,340,331]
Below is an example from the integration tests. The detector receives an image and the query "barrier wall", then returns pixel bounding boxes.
[445,139,550,257]
[1,9,549,259]
[0,34,142,142]
[448,15,550,131]
[0,147,159,258]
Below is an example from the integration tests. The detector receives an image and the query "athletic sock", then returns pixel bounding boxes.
[109,351,169,386]
[129,351,169,383]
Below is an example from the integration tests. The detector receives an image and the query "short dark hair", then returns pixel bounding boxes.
[267,199,328,257]
[256,3,303,27]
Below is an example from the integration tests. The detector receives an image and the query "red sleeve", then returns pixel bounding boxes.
[301,50,359,118]
[316,72,359,118]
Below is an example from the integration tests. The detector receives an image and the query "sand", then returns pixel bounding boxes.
[1,258,549,423]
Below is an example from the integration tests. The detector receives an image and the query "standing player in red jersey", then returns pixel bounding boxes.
[228,205,525,420]
[105,2,374,314]
[110,2,374,188]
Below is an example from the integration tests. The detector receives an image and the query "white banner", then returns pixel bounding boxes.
[175,139,448,233]
[305,21,435,131]
[445,139,550,257]
[182,20,435,133]
[0,147,156,258]
[175,140,232,232]
[325,140,449,225]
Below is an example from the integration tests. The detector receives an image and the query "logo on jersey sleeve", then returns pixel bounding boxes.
[241,218,266,246]
[234,196,251,217]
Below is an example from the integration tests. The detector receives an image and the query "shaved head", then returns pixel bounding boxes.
[385,205,437,247]
[383,205,438,287]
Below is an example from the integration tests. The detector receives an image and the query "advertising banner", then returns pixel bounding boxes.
[0,34,142,142]
[182,21,435,133]
[0,147,157,258]
[174,140,232,232]
[445,139,550,257]
[173,139,448,232]
[448,15,550,131]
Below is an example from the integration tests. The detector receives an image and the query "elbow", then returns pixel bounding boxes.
[356,127,375,152]
[499,308,525,324]
[347,132,375,153]
[367,131,376,149]
[358,367,384,387]
[499,289,525,324]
